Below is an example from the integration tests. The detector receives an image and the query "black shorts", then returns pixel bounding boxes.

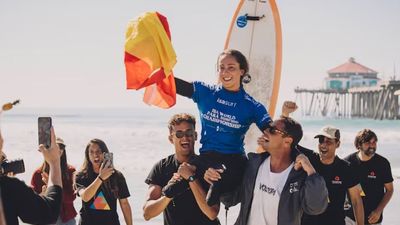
[191,151,247,194]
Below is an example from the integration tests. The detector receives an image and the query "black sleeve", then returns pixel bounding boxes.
[345,163,359,188]
[296,145,319,166]
[117,172,131,199]
[17,181,62,224]
[145,162,163,186]
[175,77,194,98]
[145,159,172,188]
[382,158,394,184]
[75,172,90,196]
[297,145,316,158]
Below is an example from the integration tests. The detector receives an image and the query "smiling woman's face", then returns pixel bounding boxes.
[218,54,244,91]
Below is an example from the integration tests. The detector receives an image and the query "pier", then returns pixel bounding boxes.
[295,58,400,120]
[295,80,400,120]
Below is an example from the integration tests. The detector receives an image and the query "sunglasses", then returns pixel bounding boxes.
[266,126,289,137]
[173,130,194,139]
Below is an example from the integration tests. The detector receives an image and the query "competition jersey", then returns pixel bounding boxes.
[302,156,358,225]
[192,81,271,154]
[344,152,393,224]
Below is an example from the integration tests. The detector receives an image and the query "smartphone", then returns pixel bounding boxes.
[103,152,113,167]
[38,117,52,148]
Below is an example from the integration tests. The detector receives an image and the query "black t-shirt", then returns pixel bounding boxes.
[75,170,130,225]
[145,154,220,225]
[302,156,359,225]
[0,176,62,225]
[344,152,393,224]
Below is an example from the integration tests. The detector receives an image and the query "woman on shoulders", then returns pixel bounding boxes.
[169,49,272,206]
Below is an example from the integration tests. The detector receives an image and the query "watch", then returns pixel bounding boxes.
[188,174,196,182]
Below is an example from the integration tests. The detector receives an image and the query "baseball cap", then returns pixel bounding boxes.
[314,125,340,140]
[56,137,65,146]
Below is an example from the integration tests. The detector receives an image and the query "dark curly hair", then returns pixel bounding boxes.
[354,129,378,150]
[168,113,196,133]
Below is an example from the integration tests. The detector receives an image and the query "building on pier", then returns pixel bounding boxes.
[326,57,379,90]
[295,58,400,120]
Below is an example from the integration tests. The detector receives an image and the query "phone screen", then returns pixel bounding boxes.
[38,117,52,148]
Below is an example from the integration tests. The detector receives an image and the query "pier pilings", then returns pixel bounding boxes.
[295,80,400,120]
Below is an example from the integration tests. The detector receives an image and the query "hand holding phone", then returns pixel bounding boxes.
[103,152,113,168]
[38,117,52,149]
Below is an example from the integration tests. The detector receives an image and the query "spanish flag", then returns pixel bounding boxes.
[124,12,177,108]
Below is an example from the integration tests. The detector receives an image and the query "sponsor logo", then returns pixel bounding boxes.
[332,175,342,184]
[217,98,236,107]
[289,182,299,193]
[236,15,247,28]
[368,171,376,179]
[259,183,276,196]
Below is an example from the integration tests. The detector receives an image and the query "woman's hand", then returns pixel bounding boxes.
[204,168,223,185]
[99,160,114,181]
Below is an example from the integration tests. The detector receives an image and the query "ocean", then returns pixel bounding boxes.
[1,107,399,225]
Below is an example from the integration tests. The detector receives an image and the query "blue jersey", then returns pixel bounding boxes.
[192,81,271,154]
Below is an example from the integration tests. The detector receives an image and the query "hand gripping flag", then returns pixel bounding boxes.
[124,12,177,108]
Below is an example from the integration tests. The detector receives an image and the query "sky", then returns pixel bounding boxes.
[1,0,399,109]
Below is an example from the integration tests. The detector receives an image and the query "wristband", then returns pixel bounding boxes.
[98,176,104,182]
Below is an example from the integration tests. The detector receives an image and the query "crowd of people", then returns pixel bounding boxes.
[0,49,394,225]
[0,129,133,225]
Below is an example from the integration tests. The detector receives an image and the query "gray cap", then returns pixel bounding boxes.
[56,137,65,146]
[314,125,340,140]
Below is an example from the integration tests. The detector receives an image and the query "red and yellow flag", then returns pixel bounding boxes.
[124,12,176,108]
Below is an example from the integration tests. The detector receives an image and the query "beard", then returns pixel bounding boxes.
[363,147,376,156]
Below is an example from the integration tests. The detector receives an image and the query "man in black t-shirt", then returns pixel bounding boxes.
[143,113,220,225]
[344,129,394,225]
[302,125,364,225]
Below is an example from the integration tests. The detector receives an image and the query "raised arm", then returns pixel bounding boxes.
[18,127,63,224]
[175,77,194,98]
[40,127,62,188]
[78,161,114,202]
[281,101,298,118]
